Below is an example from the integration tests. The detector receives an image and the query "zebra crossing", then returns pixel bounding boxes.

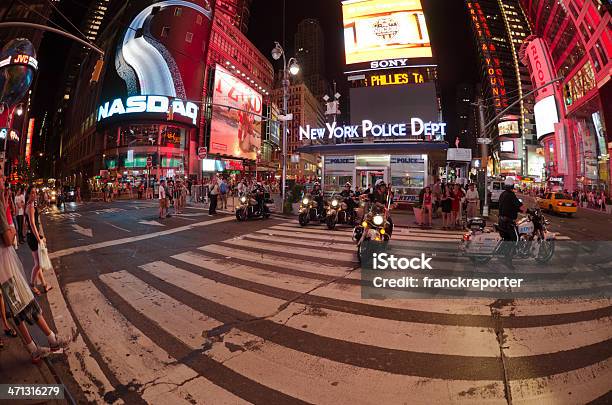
[62,221,611,404]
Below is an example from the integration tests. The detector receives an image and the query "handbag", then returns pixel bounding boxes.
[38,241,54,271]
[0,247,35,317]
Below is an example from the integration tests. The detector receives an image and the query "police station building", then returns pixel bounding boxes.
[298,118,449,203]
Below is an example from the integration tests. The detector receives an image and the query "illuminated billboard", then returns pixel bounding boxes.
[498,120,519,136]
[342,0,432,67]
[209,65,262,160]
[534,95,559,139]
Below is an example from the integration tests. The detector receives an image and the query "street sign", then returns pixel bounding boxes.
[197,147,207,159]
[477,138,492,144]
[146,156,152,167]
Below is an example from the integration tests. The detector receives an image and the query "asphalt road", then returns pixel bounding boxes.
[14,199,612,405]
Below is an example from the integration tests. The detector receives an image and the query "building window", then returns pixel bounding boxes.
[185,32,193,43]
[161,26,170,38]
[174,7,182,16]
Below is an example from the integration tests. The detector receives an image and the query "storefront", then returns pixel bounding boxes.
[298,142,448,202]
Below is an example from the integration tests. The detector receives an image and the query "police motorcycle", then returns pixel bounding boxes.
[352,190,394,263]
[236,186,270,221]
[460,196,556,264]
[326,193,358,230]
[298,192,326,226]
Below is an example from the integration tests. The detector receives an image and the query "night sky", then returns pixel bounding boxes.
[249,0,479,137]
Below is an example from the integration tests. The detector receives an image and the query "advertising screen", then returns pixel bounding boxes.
[342,0,432,66]
[500,140,514,153]
[534,95,559,139]
[498,120,519,136]
[210,65,263,160]
[350,82,437,125]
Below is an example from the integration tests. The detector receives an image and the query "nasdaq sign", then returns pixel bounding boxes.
[97,95,198,125]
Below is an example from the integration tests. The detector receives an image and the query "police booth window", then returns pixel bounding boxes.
[324,175,353,193]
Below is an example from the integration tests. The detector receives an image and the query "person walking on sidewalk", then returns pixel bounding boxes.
[466,183,480,218]
[441,187,453,230]
[209,178,220,215]
[422,186,433,228]
[24,187,51,296]
[14,188,25,244]
[219,178,228,210]
[0,190,69,363]
[158,180,168,219]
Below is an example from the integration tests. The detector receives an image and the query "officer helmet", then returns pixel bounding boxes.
[504,177,515,189]
[375,179,386,188]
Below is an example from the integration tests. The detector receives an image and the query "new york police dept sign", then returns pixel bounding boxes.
[300,119,446,141]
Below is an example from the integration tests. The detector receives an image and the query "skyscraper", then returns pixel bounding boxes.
[215,0,252,34]
[466,0,536,177]
[294,18,328,98]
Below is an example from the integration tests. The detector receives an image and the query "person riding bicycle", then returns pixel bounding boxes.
[498,177,527,264]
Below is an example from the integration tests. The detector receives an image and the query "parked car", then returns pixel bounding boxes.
[538,192,577,216]
[489,180,505,207]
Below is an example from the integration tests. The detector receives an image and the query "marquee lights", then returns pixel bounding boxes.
[0,54,38,70]
[97,95,198,125]
[300,119,446,141]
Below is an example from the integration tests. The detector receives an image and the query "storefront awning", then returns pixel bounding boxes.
[297,142,449,155]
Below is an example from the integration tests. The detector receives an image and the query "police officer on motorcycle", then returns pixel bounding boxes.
[368,179,395,235]
[252,182,269,215]
[340,182,356,214]
[312,182,325,218]
[498,177,527,263]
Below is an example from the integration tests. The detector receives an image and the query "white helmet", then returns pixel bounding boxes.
[375,179,386,188]
[504,177,515,188]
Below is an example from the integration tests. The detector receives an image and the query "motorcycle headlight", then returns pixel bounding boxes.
[52,191,56,196]
[373,214,384,226]
[240,196,247,203]
[302,198,309,205]
[331,200,338,207]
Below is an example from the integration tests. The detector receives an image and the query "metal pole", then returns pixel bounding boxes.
[477,99,489,217]
[281,54,288,207]
[0,22,104,56]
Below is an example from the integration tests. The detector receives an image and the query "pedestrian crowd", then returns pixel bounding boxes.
[0,175,68,364]
[414,178,476,230]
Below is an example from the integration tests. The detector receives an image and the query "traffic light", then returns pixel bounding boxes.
[91,58,104,84]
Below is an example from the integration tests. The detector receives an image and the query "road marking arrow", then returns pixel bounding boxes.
[71,224,93,238]
[138,220,166,227]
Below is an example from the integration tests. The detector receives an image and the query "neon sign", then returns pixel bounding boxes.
[300,119,446,141]
[0,54,38,70]
[97,96,198,125]
[467,1,508,112]
[370,72,425,86]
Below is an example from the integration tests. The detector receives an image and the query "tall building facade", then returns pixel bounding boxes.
[519,0,611,192]
[272,83,325,180]
[466,0,537,180]
[294,18,328,98]
[456,83,480,153]
[215,0,252,34]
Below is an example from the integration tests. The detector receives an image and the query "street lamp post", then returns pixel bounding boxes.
[271,41,299,207]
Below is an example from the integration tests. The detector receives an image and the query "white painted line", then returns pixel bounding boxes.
[103,222,132,233]
[158,258,500,357]
[65,280,212,404]
[222,238,356,262]
[49,216,235,259]
[138,220,166,227]
[509,359,611,405]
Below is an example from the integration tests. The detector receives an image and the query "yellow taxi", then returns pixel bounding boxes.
[538,192,577,216]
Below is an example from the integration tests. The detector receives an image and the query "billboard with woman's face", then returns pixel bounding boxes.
[209,65,262,160]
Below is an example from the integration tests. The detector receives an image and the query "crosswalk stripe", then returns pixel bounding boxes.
[201,243,356,278]
[245,233,357,251]
[159,257,500,357]
[509,359,612,404]
[136,260,505,404]
[199,242,612,323]
[64,280,237,404]
[190,248,495,316]
[221,238,357,263]
[98,272,250,405]
[503,316,612,357]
